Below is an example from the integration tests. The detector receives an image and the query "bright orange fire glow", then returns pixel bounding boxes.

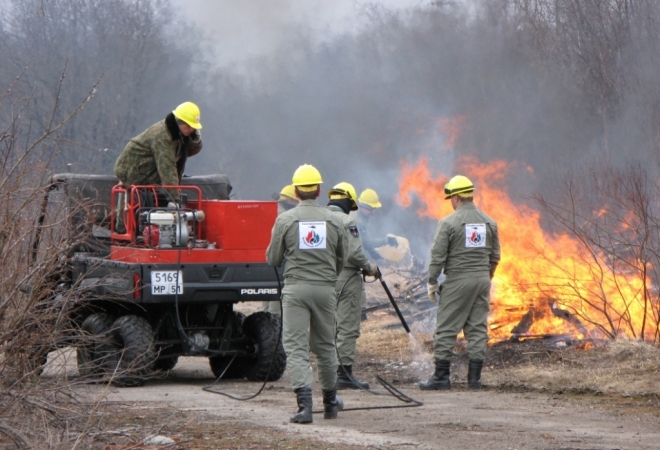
[399,156,655,341]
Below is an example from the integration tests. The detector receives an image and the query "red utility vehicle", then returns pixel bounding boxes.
[33,174,286,386]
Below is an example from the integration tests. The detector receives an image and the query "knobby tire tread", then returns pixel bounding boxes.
[241,311,286,382]
[77,312,115,377]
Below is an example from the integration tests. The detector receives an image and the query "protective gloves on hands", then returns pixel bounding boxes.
[387,235,399,247]
[191,130,201,143]
[427,283,441,303]
[365,264,379,277]
[167,201,179,208]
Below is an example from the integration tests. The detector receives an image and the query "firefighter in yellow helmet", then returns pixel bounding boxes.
[326,182,378,390]
[352,188,399,260]
[266,164,347,424]
[350,188,398,320]
[278,184,299,214]
[114,102,203,207]
[420,175,500,391]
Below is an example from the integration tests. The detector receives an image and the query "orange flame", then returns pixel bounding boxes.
[399,156,655,341]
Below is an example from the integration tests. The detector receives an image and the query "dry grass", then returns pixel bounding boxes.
[487,339,660,397]
[355,312,660,400]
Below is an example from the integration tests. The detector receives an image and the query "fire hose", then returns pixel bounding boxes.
[374,267,410,333]
[206,268,423,413]
[304,269,422,414]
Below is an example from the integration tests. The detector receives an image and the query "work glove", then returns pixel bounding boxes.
[190,130,201,143]
[167,201,180,209]
[365,264,379,277]
[427,283,441,303]
[387,235,398,247]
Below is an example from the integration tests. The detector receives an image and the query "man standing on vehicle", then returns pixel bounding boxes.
[326,182,378,390]
[114,101,203,207]
[420,175,500,390]
[266,164,347,424]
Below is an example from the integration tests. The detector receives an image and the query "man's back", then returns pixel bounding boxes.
[435,202,499,276]
[266,199,346,285]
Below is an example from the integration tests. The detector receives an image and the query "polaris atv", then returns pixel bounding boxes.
[31,173,285,386]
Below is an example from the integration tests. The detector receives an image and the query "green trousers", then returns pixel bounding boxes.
[335,271,362,365]
[433,273,491,361]
[281,283,337,390]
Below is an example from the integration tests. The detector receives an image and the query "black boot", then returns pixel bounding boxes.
[322,388,344,419]
[419,359,451,390]
[290,387,313,424]
[468,359,484,389]
[336,365,370,390]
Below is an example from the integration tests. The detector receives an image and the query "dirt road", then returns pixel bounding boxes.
[46,352,659,450]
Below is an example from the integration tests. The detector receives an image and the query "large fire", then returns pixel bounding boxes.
[398,155,656,341]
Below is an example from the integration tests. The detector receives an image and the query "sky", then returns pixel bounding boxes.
[173,0,429,69]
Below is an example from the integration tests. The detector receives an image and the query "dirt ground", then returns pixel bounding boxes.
[42,307,660,450]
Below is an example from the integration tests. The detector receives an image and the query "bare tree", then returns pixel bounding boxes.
[0,70,148,449]
[532,162,660,342]
[0,0,197,172]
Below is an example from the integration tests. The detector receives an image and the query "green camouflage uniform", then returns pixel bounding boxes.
[266,199,347,390]
[114,113,202,201]
[428,202,500,361]
[328,205,375,366]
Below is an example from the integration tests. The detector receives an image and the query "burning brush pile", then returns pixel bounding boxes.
[364,154,660,351]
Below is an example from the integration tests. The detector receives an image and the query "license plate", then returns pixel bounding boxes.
[151,271,183,295]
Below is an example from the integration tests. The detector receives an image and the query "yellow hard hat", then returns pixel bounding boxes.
[292,164,323,192]
[279,184,297,201]
[358,188,382,209]
[444,175,474,199]
[172,102,202,129]
[328,181,358,211]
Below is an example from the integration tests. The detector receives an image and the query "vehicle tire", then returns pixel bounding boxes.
[103,315,156,387]
[77,313,115,377]
[208,311,247,379]
[153,356,178,371]
[241,311,286,381]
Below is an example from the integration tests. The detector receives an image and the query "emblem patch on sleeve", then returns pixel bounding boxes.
[348,226,359,238]
[299,221,327,249]
[465,223,486,248]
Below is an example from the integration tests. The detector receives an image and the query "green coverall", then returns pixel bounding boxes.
[428,202,500,361]
[349,209,387,310]
[327,205,375,366]
[266,199,347,390]
[262,200,298,316]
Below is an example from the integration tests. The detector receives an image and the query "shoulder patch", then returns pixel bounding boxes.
[348,226,359,238]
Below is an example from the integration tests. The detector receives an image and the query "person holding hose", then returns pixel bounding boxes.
[326,182,378,390]
[266,164,347,424]
[352,188,399,260]
[420,175,500,390]
[351,188,398,321]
